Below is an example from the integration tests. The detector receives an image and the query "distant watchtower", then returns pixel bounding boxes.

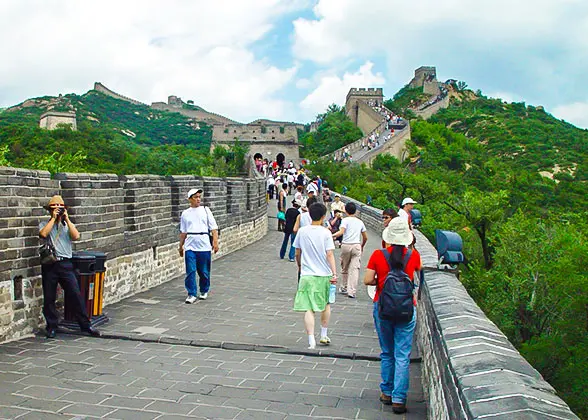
[409,66,440,96]
[345,88,384,135]
[39,111,77,131]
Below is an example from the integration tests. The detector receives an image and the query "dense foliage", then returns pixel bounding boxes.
[310,93,587,417]
[298,104,363,158]
[0,91,245,176]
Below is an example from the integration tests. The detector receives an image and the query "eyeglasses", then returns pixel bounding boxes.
[50,204,65,208]
[382,216,392,220]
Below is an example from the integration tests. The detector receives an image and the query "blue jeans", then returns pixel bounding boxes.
[280,232,296,260]
[373,301,416,403]
[184,250,211,297]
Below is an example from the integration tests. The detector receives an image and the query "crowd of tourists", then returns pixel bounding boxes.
[270,175,422,414]
[38,156,421,415]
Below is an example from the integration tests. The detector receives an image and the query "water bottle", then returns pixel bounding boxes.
[329,284,336,304]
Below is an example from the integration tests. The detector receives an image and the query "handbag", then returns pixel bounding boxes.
[39,226,62,265]
[277,211,286,221]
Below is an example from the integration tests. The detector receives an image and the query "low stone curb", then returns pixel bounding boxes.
[52,329,423,363]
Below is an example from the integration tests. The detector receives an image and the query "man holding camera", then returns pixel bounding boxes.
[179,189,219,304]
[38,195,101,339]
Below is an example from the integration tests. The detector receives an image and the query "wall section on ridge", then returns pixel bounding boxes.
[0,167,267,343]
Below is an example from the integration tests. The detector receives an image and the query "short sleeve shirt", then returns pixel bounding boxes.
[367,246,422,304]
[293,225,335,276]
[180,206,218,252]
[340,217,366,244]
[39,221,73,258]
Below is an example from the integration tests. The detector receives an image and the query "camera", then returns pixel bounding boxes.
[56,207,65,217]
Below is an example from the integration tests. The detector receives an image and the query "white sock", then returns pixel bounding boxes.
[321,327,328,338]
[308,335,316,347]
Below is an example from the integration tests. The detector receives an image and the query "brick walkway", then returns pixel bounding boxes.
[0,200,426,419]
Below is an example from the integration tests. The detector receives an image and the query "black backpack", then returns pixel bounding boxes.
[378,248,414,324]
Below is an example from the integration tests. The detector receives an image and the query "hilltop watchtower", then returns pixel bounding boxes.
[345,88,384,135]
[409,66,440,95]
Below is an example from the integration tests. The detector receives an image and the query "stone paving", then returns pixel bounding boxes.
[0,200,427,419]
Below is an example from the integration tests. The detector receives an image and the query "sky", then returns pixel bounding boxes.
[1,0,587,128]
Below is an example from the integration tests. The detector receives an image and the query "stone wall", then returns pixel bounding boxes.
[329,192,580,419]
[0,167,267,343]
[327,121,388,162]
[93,82,147,106]
[414,95,450,120]
[357,125,412,165]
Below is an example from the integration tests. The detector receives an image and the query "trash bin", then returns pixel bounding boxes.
[62,251,109,329]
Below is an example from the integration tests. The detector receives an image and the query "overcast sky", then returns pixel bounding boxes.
[1,0,587,128]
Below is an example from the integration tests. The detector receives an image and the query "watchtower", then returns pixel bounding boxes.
[39,111,77,131]
[345,88,384,135]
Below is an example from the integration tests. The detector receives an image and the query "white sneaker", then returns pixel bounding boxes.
[308,344,316,350]
[198,292,208,300]
[185,295,197,304]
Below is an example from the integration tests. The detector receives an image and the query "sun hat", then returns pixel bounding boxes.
[382,217,413,246]
[401,197,417,206]
[44,195,65,209]
[334,193,340,198]
[187,188,203,199]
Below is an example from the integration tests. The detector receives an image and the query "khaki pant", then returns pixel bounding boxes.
[340,243,362,297]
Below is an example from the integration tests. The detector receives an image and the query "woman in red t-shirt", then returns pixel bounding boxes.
[363,217,421,414]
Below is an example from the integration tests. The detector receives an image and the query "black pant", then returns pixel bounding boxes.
[268,185,274,199]
[41,260,90,331]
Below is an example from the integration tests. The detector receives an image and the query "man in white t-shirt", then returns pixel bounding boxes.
[293,202,338,349]
[332,202,368,298]
[179,189,219,303]
[398,197,417,228]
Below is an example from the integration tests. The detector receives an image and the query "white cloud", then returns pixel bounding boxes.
[553,102,588,129]
[0,0,303,122]
[295,78,312,89]
[300,61,385,117]
[487,92,524,104]
[293,0,587,64]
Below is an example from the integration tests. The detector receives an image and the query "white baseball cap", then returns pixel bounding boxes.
[187,188,203,199]
[401,197,417,206]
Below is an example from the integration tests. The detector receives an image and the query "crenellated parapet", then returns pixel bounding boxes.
[0,166,267,343]
[93,82,147,106]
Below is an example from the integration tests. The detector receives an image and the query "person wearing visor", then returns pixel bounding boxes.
[179,188,219,304]
[38,195,101,339]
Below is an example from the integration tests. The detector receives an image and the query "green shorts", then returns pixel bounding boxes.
[293,275,331,312]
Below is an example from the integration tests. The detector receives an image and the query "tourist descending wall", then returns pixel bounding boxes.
[329,192,580,420]
[0,167,267,343]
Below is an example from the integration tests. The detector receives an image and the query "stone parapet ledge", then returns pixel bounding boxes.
[330,192,580,419]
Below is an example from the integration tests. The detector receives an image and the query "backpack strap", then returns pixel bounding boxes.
[402,249,413,269]
[381,247,412,270]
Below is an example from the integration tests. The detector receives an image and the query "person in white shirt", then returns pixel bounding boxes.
[306,179,318,196]
[266,176,275,200]
[293,202,338,349]
[179,189,219,303]
[398,197,417,228]
[330,193,345,216]
[332,202,368,298]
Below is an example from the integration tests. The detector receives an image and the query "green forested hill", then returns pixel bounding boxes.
[310,89,587,417]
[0,90,245,175]
[430,96,587,176]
